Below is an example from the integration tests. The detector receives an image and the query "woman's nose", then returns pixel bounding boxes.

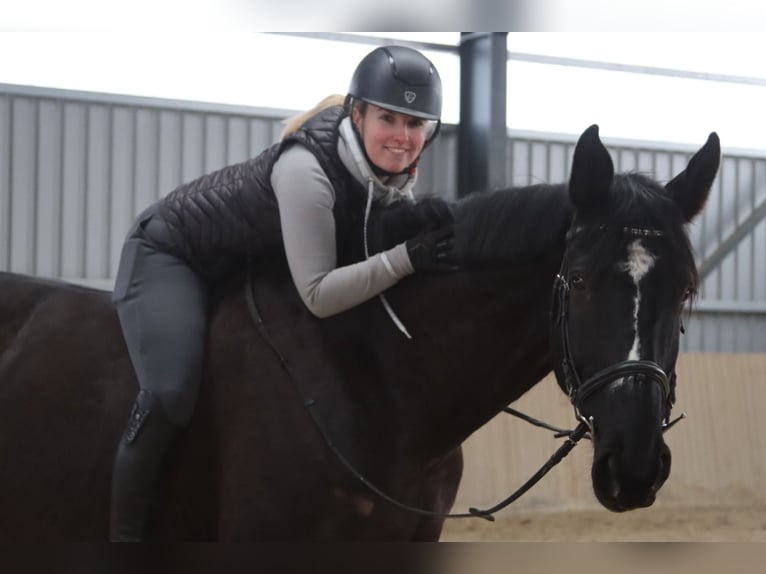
[392,121,410,140]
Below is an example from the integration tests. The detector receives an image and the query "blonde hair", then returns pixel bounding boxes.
[280,94,347,141]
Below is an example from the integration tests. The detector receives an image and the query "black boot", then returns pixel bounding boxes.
[110,390,181,542]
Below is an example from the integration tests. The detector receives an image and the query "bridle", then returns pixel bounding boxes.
[551,223,686,434]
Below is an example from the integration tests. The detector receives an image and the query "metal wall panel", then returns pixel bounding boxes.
[1,84,764,351]
[0,86,290,287]
[85,104,112,280]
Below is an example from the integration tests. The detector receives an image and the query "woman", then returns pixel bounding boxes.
[109,45,454,541]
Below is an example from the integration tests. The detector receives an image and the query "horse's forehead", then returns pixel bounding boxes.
[572,230,687,282]
[618,240,656,281]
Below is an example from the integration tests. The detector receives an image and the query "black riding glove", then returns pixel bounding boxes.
[406,225,457,272]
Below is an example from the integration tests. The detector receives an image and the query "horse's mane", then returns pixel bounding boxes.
[452,183,572,266]
[365,170,699,288]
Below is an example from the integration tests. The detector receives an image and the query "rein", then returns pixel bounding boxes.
[243,220,687,522]
[244,272,589,522]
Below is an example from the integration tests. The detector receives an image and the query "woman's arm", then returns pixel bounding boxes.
[271,146,413,318]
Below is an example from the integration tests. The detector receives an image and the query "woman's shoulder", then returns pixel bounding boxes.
[274,144,324,172]
[272,144,333,197]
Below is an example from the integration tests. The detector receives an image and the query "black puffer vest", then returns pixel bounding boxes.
[147,106,368,279]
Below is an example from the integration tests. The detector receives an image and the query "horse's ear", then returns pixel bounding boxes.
[665,132,720,222]
[568,124,614,214]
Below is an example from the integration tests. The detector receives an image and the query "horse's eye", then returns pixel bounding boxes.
[570,274,586,290]
[681,287,694,304]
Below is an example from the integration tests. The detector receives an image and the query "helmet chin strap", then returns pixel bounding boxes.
[370,157,414,178]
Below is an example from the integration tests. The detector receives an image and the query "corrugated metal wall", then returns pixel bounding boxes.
[1,83,764,351]
[0,84,291,286]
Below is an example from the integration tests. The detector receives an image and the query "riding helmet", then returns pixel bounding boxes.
[347,45,442,121]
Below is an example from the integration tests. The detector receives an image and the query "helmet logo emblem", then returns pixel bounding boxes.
[404,91,417,104]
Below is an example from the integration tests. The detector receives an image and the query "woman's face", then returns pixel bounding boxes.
[352,103,430,174]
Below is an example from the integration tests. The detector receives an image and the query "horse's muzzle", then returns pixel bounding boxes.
[591,442,671,512]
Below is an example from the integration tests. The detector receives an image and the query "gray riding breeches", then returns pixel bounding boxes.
[112,206,208,426]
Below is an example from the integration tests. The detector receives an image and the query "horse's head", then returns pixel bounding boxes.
[555,125,720,511]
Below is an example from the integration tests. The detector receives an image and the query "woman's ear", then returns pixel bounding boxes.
[351,106,362,131]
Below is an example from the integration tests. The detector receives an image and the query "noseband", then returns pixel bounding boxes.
[553,224,680,429]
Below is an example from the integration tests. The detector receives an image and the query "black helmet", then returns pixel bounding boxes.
[348,45,442,121]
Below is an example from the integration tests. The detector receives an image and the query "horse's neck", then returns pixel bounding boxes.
[385,255,564,458]
[362,186,574,459]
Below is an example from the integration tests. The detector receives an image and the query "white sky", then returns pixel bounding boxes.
[0,30,763,151]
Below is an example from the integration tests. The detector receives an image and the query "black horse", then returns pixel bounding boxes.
[0,126,720,541]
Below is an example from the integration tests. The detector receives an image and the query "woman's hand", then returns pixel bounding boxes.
[406,225,457,272]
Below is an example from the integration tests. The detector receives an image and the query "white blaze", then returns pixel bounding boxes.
[620,240,656,362]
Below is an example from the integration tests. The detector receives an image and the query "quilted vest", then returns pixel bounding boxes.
[149,106,367,279]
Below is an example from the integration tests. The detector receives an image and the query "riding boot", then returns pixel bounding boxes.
[110,389,181,542]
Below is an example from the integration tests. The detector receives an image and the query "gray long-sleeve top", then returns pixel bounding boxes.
[271,117,416,318]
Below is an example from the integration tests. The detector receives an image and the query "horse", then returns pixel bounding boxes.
[0,125,720,541]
